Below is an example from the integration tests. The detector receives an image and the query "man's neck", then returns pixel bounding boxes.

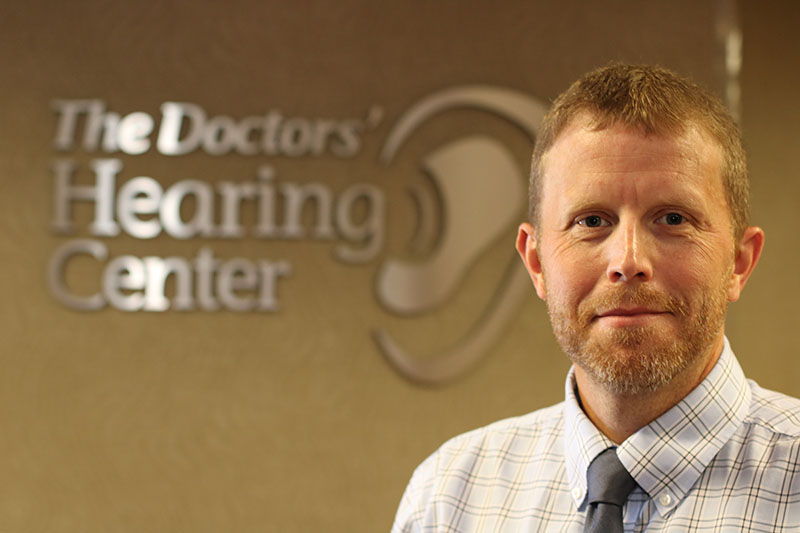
[574,336,725,444]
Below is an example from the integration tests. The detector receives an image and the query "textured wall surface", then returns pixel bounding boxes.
[729,1,800,395]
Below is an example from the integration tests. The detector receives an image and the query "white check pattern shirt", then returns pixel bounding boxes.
[392,339,800,531]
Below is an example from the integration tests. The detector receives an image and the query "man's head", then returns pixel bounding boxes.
[528,63,749,240]
[516,64,764,395]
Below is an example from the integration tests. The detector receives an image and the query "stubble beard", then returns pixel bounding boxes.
[547,279,729,395]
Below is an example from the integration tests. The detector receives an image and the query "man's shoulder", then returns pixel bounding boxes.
[392,403,569,532]
[422,402,566,469]
[444,401,564,445]
[745,380,800,438]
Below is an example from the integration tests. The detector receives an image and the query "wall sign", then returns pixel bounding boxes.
[47,86,547,383]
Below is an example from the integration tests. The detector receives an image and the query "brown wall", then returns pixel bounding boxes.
[731,1,800,395]
[0,2,797,531]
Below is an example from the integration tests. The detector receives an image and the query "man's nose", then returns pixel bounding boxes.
[605,221,653,283]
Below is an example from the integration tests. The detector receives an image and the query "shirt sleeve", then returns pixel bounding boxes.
[391,451,440,532]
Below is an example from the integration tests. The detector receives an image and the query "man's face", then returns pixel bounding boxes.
[520,118,742,394]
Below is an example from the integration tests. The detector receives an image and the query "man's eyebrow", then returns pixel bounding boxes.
[651,189,712,212]
[560,200,608,214]
[562,192,711,215]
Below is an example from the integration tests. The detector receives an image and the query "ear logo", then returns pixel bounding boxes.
[374,86,547,385]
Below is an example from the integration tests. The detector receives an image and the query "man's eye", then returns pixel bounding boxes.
[577,215,609,228]
[658,213,685,225]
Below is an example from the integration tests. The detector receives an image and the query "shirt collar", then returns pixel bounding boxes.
[562,337,751,516]
[563,365,614,508]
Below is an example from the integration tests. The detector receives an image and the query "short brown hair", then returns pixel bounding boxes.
[529,63,749,239]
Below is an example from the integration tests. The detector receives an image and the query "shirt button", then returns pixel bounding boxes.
[659,493,673,507]
[572,487,584,500]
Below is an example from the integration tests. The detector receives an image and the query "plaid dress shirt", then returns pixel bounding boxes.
[392,339,800,532]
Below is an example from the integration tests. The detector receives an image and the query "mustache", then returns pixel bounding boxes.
[578,285,689,323]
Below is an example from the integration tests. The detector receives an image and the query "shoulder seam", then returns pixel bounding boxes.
[741,417,800,440]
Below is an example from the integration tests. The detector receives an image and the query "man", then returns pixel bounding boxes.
[392,64,800,531]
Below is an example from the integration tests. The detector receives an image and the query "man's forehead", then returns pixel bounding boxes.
[541,116,722,182]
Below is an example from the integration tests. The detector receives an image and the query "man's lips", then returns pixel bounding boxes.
[597,307,668,317]
[593,308,671,323]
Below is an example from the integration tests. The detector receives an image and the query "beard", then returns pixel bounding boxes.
[547,277,730,395]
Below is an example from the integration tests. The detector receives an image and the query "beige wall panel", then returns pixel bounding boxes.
[732,1,800,401]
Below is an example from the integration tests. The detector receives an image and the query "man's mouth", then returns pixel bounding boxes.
[594,307,670,325]
[598,307,667,317]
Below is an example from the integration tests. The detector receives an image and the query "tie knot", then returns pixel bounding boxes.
[586,448,637,506]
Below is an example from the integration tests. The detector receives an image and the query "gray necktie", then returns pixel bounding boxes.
[584,447,637,533]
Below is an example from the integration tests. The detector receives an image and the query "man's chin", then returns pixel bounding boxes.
[569,332,693,394]
[589,324,666,351]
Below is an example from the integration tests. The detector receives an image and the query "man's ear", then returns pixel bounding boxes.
[516,222,547,300]
[728,226,765,302]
